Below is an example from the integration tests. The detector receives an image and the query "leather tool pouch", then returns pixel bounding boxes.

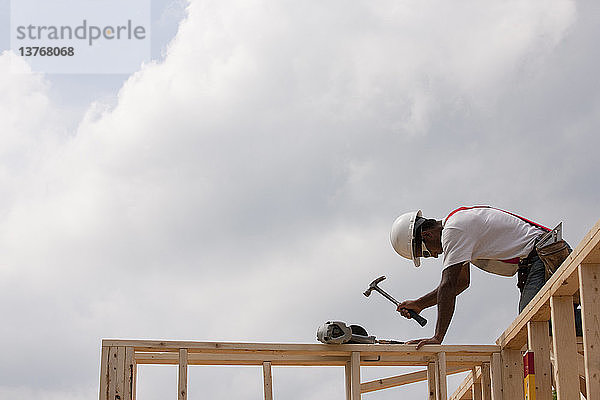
[536,240,572,279]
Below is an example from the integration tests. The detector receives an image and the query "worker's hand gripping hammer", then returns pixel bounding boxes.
[363,276,427,327]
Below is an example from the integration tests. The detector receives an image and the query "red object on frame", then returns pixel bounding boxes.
[523,351,535,377]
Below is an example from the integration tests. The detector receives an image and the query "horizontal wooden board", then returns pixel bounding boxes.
[361,366,471,393]
[133,351,494,367]
[102,340,499,355]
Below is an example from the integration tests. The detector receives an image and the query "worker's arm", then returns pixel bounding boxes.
[397,262,469,315]
[398,262,470,349]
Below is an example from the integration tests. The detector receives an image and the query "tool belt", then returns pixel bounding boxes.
[517,239,572,291]
[536,239,572,279]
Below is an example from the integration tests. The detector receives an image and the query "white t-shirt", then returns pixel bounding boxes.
[441,207,546,276]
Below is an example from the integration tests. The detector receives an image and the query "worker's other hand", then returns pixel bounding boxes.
[406,336,442,350]
[396,300,422,319]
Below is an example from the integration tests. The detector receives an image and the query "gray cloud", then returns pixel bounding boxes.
[2,0,598,399]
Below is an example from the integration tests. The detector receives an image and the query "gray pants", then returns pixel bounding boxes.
[518,255,546,313]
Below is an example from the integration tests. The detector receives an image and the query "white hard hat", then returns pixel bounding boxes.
[390,210,423,267]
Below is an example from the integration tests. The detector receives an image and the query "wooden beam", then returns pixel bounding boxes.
[450,366,485,400]
[472,367,482,400]
[132,358,137,400]
[449,369,474,400]
[500,349,523,399]
[481,363,491,400]
[178,349,188,400]
[579,263,600,396]
[428,362,437,400]
[497,219,600,349]
[99,346,109,400]
[345,362,351,400]
[350,352,360,400]
[490,353,502,400]
[361,366,471,393]
[102,340,500,355]
[124,347,135,400]
[133,351,491,367]
[527,321,552,400]
[550,295,580,399]
[107,347,117,400]
[116,347,126,400]
[262,361,273,400]
[437,352,448,400]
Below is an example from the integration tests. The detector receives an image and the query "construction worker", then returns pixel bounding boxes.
[390,206,570,349]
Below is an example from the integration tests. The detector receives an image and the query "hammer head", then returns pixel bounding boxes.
[363,275,386,297]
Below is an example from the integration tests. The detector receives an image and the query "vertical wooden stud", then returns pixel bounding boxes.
[427,362,437,400]
[124,347,135,400]
[472,367,482,400]
[345,362,352,400]
[351,352,361,400]
[490,353,503,400]
[99,346,109,400]
[579,263,600,397]
[481,362,492,400]
[550,295,580,399]
[107,347,118,400]
[263,361,273,400]
[116,347,126,399]
[437,352,447,400]
[527,321,552,400]
[132,359,137,400]
[178,349,188,400]
[501,349,524,399]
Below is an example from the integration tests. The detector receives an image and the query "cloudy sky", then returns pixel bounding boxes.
[1,0,599,399]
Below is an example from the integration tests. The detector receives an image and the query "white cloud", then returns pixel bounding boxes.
[2,0,598,399]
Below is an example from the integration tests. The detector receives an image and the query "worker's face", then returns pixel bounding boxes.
[420,229,442,258]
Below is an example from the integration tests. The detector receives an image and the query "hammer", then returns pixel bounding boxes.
[363,276,427,327]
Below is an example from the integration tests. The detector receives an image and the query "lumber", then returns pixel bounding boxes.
[361,366,471,393]
[449,369,474,400]
[99,346,109,400]
[350,352,360,400]
[133,351,492,367]
[132,357,137,400]
[124,347,135,400]
[490,353,502,400]
[497,218,600,349]
[102,340,499,355]
[500,349,523,399]
[262,361,273,400]
[472,367,482,400]
[579,263,600,396]
[108,347,118,400]
[115,347,126,400]
[178,349,187,400]
[437,352,448,400]
[345,362,351,400]
[550,295,580,399]
[361,369,425,393]
[527,321,552,400]
[480,363,491,400]
[427,362,437,400]
[450,366,485,400]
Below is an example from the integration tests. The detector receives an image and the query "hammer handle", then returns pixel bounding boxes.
[370,285,427,327]
[406,309,428,327]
